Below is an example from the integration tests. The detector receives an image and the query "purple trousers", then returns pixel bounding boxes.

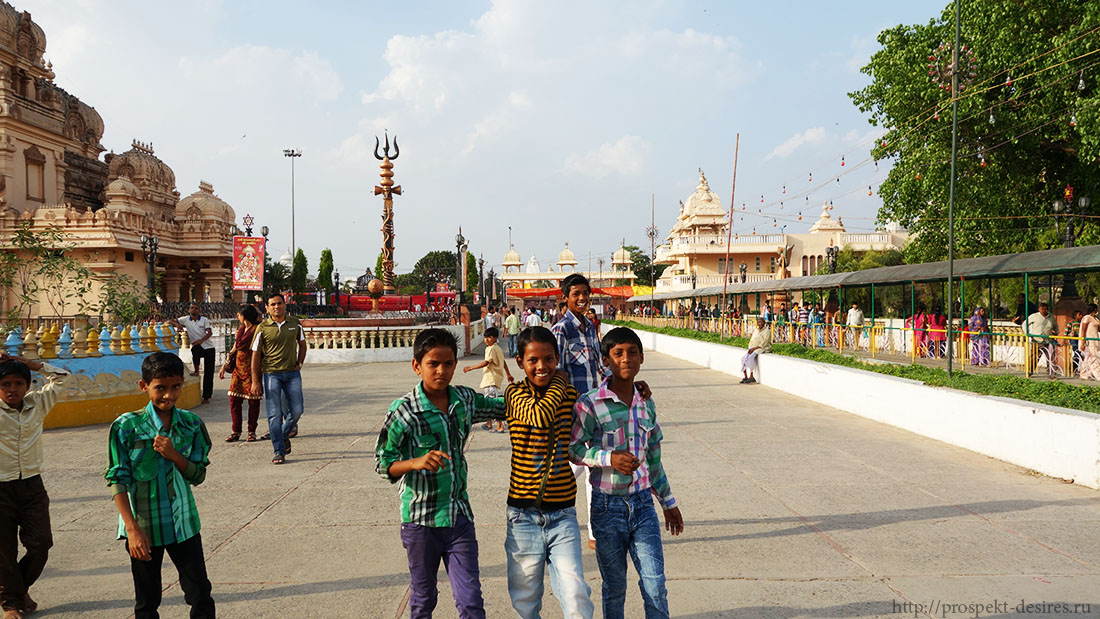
[400,514,485,619]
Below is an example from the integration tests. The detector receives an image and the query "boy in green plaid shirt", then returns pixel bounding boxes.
[105,352,214,619]
[375,328,506,619]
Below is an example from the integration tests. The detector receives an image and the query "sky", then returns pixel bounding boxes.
[24,0,949,278]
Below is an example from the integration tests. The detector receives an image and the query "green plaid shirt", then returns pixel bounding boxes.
[375,383,505,527]
[104,403,211,546]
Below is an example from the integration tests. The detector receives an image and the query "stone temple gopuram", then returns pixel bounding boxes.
[0,3,238,321]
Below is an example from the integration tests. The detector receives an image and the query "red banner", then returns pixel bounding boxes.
[232,236,265,291]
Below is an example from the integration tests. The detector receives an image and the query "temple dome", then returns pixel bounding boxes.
[612,243,632,267]
[0,5,46,64]
[557,243,577,266]
[525,255,542,274]
[809,201,845,234]
[175,181,235,222]
[103,175,140,201]
[682,169,724,217]
[502,244,521,267]
[107,141,176,197]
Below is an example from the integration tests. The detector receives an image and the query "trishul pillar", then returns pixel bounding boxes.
[373,132,401,293]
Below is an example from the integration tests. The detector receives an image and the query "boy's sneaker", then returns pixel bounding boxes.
[747,377,756,384]
[739,378,749,384]
[23,594,36,614]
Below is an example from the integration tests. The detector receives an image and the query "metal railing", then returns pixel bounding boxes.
[623,316,1099,380]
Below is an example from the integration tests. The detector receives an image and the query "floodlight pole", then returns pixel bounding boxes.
[946,0,961,376]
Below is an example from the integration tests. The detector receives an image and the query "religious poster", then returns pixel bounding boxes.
[232,236,265,291]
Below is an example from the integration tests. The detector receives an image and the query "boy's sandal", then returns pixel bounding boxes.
[246,432,257,442]
[481,423,492,430]
[225,432,241,442]
[272,454,285,465]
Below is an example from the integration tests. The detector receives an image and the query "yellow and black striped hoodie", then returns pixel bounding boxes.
[504,375,578,511]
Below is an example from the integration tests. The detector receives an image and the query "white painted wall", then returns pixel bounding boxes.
[606,324,1100,490]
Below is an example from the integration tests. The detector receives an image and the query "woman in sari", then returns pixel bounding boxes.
[968,306,990,366]
[912,308,928,357]
[1079,303,1100,381]
[219,303,263,441]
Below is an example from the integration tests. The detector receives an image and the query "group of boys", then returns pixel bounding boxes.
[376,273,683,619]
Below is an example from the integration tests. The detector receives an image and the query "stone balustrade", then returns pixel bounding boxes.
[0,322,187,360]
[303,324,469,363]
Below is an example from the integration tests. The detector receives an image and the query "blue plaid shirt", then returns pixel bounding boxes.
[551,310,609,393]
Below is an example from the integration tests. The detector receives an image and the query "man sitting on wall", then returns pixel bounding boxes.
[741,318,772,384]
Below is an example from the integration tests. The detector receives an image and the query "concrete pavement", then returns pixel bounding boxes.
[26,350,1100,617]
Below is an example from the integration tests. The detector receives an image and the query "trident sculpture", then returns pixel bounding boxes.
[374,132,401,293]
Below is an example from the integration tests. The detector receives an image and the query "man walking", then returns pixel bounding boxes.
[171,303,216,404]
[504,306,521,357]
[1027,302,1059,378]
[251,294,307,464]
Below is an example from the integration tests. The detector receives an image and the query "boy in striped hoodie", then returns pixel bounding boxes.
[503,326,594,619]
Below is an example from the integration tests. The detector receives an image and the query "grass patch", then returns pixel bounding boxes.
[607,320,1100,414]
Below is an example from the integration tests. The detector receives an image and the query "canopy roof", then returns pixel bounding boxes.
[629,244,1100,302]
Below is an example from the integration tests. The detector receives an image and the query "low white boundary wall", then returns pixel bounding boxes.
[612,325,1100,490]
[306,325,467,364]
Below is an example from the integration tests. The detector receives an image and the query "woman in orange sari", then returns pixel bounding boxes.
[220,304,262,441]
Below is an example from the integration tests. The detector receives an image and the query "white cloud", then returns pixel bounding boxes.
[842,127,885,145]
[765,127,826,161]
[563,135,650,178]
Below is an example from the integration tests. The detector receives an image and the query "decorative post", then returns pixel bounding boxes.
[58,324,73,359]
[373,132,401,293]
[4,329,22,357]
[98,326,112,356]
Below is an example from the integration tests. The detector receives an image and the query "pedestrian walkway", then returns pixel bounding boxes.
[30,351,1100,617]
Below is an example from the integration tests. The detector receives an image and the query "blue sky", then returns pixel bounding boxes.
[25,0,947,277]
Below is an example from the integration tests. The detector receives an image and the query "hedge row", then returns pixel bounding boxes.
[606,320,1100,414]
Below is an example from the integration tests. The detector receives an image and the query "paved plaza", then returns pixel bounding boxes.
[27,350,1100,618]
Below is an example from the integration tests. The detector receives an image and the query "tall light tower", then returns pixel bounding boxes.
[283,148,302,256]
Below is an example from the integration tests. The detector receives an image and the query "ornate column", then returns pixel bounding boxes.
[373,132,401,293]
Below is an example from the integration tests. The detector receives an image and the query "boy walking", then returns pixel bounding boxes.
[571,327,683,619]
[105,352,215,619]
[375,328,506,619]
[503,327,594,618]
[0,354,67,619]
[463,327,513,433]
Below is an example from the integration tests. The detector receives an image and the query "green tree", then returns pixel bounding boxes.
[375,253,385,282]
[465,250,479,297]
[625,245,668,286]
[268,262,291,297]
[849,0,1099,262]
[0,220,96,326]
[290,248,308,303]
[95,274,153,325]
[317,248,334,294]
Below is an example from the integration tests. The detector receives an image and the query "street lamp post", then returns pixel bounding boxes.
[487,268,496,306]
[455,230,468,306]
[260,225,270,302]
[140,234,159,302]
[334,269,341,309]
[478,255,486,305]
[825,245,838,274]
[283,148,302,257]
[1052,187,1090,301]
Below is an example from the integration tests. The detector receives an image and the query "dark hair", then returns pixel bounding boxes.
[142,352,185,382]
[517,326,558,359]
[484,326,499,338]
[413,328,457,362]
[0,359,31,384]
[267,293,286,303]
[560,273,590,298]
[1087,303,1098,314]
[600,327,642,357]
[1038,302,1049,309]
[239,304,260,325]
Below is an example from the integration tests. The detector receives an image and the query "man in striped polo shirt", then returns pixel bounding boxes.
[504,326,594,618]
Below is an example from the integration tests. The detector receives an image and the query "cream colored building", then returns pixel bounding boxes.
[0,4,237,321]
[500,242,636,288]
[655,170,909,292]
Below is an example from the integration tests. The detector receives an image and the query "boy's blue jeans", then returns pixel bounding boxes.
[505,505,594,619]
[262,370,303,455]
[590,491,669,619]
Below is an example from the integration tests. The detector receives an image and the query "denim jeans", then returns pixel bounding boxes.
[401,514,484,619]
[507,333,518,357]
[505,506,594,619]
[590,491,669,619]
[263,370,303,455]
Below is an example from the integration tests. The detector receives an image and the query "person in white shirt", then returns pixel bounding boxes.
[524,310,541,328]
[846,302,865,348]
[741,318,772,384]
[170,303,216,403]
